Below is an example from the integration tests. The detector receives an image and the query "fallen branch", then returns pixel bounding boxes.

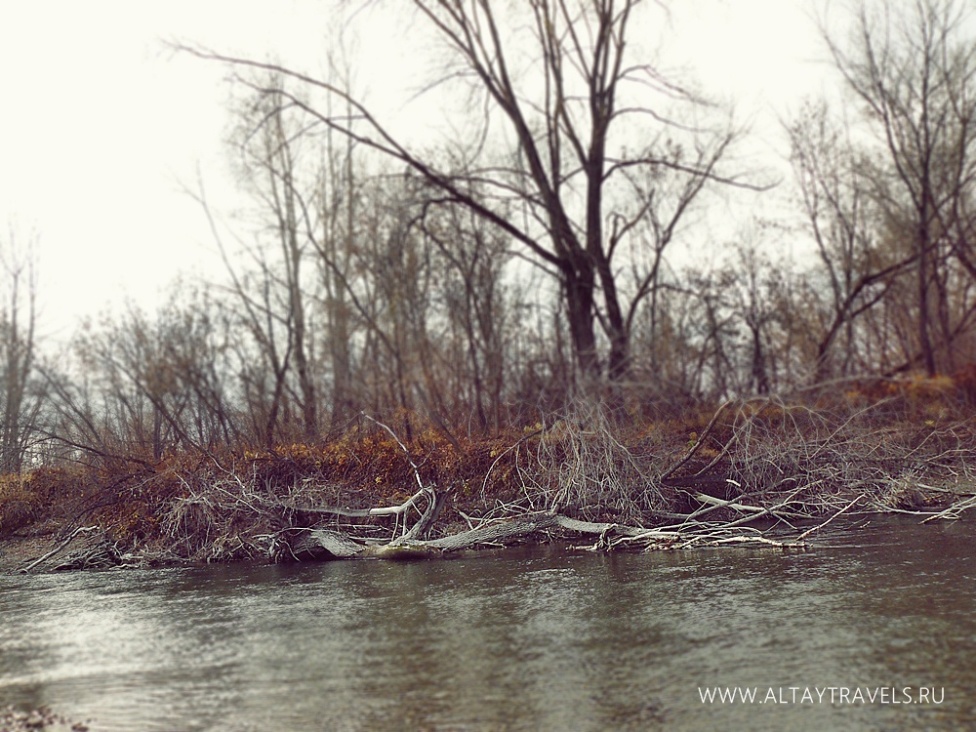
[921,493,976,523]
[796,494,864,541]
[362,412,425,493]
[278,507,814,561]
[284,528,364,559]
[20,526,101,574]
[693,492,768,515]
[282,486,433,520]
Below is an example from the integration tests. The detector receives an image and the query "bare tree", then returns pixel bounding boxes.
[0,226,41,473]
[822,0,976,374]
[313,82,360,433]
[67,293,238,460]
[239,81,319,440]
[182,0,747,383]
[420,202,511,431]
[786,100,917,380]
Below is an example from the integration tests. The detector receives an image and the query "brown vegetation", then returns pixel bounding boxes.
[4,376,975,572]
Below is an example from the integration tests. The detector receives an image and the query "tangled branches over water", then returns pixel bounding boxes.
[9,388,976,570]
[699,395,976,516]
[510,391,976,531]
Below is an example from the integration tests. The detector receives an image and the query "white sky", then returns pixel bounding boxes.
[0,0,830,339]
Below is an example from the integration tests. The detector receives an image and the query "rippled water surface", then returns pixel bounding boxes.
[1,515,974,731]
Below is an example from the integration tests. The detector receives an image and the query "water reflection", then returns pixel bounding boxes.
[0,516,973,730]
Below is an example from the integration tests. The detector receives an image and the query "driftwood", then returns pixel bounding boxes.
[20,526,102,573]
[272,494,812,562]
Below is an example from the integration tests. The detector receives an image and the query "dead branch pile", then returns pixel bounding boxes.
[260,401,967,562]
[17,396,976,571]
[19,526,125,573]
[677,396,976,516]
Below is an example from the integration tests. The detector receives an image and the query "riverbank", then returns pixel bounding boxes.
[3,392,974,573]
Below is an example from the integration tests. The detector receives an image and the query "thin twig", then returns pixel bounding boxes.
[796,494,864,541]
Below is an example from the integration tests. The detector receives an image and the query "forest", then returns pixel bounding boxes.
[2,0,976,568]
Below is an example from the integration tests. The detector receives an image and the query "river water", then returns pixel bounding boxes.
[0,515,973,731]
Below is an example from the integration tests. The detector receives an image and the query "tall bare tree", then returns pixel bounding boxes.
[184,0,745,382]
[243,82,319,440]
[786,101,918,380]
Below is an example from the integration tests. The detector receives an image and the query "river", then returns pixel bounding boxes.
[1,515,974,731]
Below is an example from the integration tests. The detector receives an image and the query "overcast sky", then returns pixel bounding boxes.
[0,0,829,339]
